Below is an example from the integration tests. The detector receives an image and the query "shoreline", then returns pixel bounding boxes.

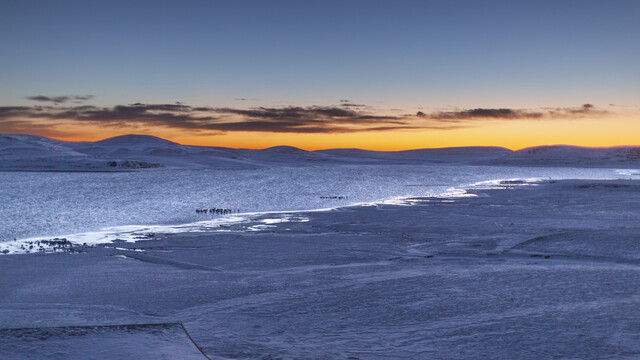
[1,165,636,247]
[0,176,550,255]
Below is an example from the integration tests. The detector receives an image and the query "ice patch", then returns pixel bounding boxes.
[616,168,640,176]
[247,216,310,231]
[0,213,313,255]
[111,247,146,252]
[261,218,289,224]
[247,224,276,231]
[469,177,543,189]
[0,216,248,255]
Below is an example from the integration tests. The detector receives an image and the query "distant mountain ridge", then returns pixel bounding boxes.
[1,133,638,171]
[494,145,640,166]
[93,134,179,147]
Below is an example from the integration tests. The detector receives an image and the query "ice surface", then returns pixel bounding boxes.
[0,323,208,359]
[1,165,633,251]
[1,179,639,359]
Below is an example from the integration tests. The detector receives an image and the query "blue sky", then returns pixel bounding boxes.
[0,1,638,149]
[2,0,639,108]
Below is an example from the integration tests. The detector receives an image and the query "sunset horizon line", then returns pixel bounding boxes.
[4,131,639,153]
[2,99,638,151]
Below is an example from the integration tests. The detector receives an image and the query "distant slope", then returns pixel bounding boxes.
[0,134,104,171]
[0,134,166,171]
[93,134,178,147]
[2,133,639,171]
[490,145,640,167]
[317,146,512,163]
[0,134,85,159]
[71,134,256,169]
[238,145,334,164]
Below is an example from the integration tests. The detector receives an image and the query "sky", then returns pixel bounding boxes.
[1,0,639,150]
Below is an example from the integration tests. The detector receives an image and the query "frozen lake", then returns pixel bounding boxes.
[2,177,639,359]
[0,165,635,244]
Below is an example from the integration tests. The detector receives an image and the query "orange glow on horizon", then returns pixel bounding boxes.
[10,112,640,151]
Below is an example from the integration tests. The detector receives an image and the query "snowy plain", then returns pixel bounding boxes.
[1,134,640,359]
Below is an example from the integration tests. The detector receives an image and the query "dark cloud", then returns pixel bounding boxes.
[0,103,216,133]
[341,103,367,108]
[204,106,410,133]
[25,96,71,103]
[127,103,194,112]
[0,103,412,134]
[25,95,94,104]
[49,104,217,129]
[547,104,608,118]
[430,108,544,120]
[0,106,32,115]
[428,105,609,122]
[339,99,368,108]
[212,106,402,125]
[0,102,611,135]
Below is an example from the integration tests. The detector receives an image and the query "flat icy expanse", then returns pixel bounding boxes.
[1,179,639,359]
[0,165,629,243]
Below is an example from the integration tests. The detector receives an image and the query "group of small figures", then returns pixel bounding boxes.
[195,208,240,215]
[6,238,90,254]
[320,196,349,200]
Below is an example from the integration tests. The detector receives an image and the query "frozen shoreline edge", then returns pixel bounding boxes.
[0,175,633,255]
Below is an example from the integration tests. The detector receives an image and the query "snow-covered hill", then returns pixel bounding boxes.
[0,134,86,159]
[490,145,640,167]
[0,134,109,171]
[1,133,639,171]
[317,146,512,163]
[69,134,249,169]
[236,145,335,164]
